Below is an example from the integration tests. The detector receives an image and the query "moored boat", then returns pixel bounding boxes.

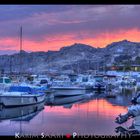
[50,81,87,90]
[0,86,46,107]
[53,90,86,97]
[115,115,140,135]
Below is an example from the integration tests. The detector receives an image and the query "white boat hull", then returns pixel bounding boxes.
[50,86,86,90]
[0,94,46,107]
[53,90,86,97]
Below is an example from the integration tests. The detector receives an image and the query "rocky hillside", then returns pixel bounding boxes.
[1,40,140,74]
[104,40,140,66]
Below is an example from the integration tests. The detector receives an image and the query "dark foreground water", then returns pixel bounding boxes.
[0,88,137,136]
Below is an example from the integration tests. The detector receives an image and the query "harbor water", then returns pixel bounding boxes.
[0,87,136,136]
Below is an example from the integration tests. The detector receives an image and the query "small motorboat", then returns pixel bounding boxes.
[115,92,140,124]
[0,86,46,107]
[115,126,140,136]
[115,115,140,136]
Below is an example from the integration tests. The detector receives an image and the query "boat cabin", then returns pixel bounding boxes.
[0,77,11,84]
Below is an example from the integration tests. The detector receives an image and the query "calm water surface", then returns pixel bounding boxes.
[0,88,137,136]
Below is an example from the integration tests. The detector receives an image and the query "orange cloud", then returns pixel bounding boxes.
[0,28,140,52]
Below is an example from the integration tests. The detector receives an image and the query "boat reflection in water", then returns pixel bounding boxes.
[43,98,129,135]
[0,102,44,121]
[0,88,136,136]
[45,93,94,107]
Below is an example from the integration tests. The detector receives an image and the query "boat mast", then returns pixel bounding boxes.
[20,26,22,53]
[9,56,12,75]
[19,26,22,77]
[19,27,23,134]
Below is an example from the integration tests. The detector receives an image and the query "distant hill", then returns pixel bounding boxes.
[0,50,18,55]
[1,40,140,74]
[104,40,140,66]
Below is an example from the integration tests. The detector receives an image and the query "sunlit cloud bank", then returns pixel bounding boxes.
[0,5,140,54]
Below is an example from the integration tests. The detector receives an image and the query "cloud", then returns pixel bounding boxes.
[1,28,140,54]
[0,5,140,52]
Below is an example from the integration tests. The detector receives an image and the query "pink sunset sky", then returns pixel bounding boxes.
[0,5,140,54]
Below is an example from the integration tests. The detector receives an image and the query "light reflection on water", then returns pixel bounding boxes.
[0,87,137,136]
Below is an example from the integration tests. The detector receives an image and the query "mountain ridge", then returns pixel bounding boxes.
[0,40,140,74]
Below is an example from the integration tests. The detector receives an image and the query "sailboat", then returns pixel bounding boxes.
[0,27,46,107]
